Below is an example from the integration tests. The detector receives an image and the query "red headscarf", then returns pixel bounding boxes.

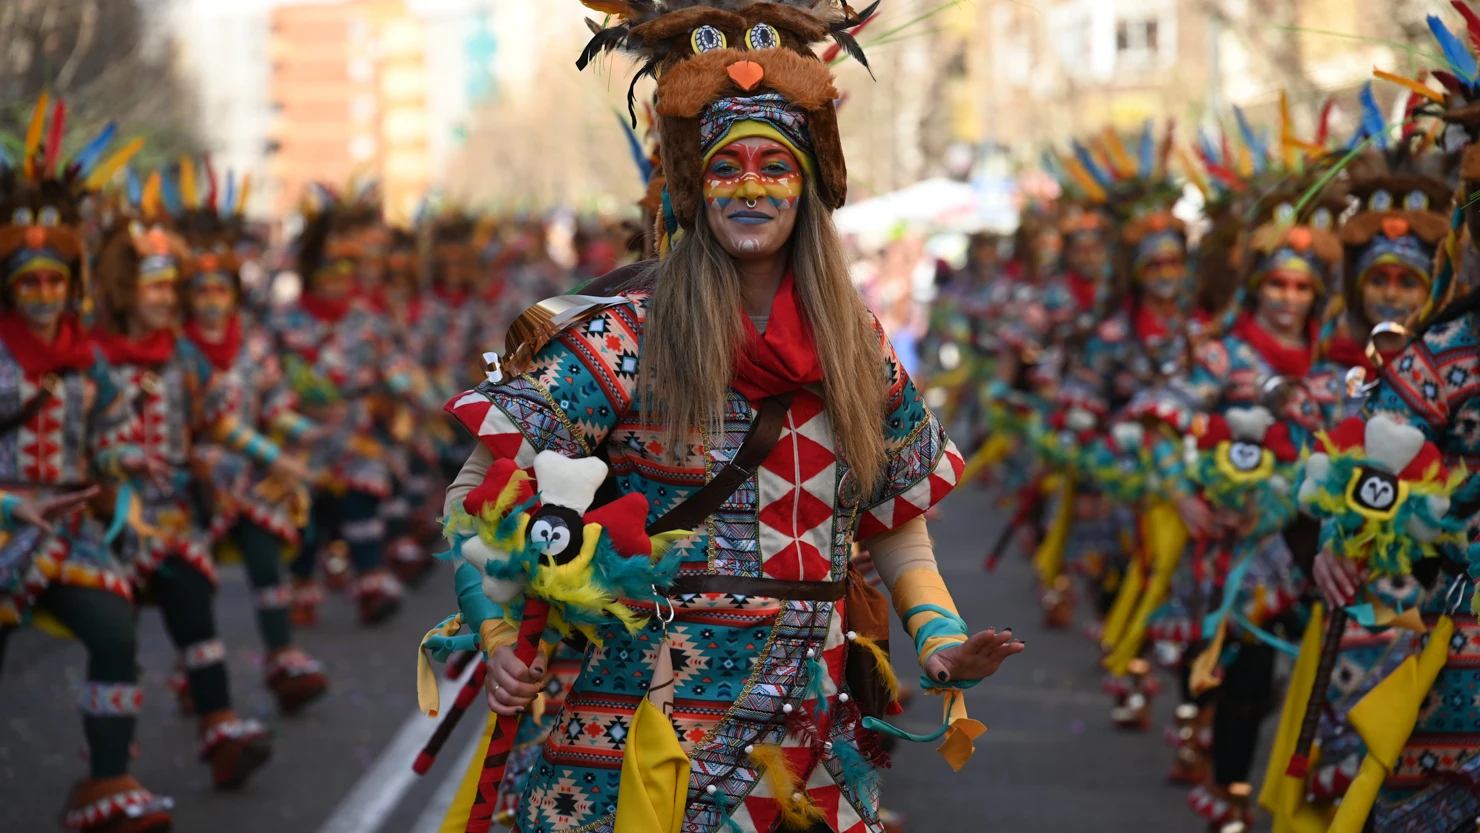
[0,312,96,376]
[731,271,823,402]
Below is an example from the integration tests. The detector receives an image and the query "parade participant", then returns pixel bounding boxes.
[436,3,1023,831]
[177,167,331,714]
[0,99,180,832]
[268,187,431,625]
[92,192,274,790]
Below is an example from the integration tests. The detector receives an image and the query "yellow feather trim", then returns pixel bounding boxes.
[748,745,825,830]
[23,93,48,179]
[83,137,145,190]
[850,635,899,703]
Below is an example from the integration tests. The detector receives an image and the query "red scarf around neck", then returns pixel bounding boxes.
[300,292,353,324]
[1131,298,1172,341]
[185,315,243,372]
[0,312,96,376]
[1065,271,1098,313]
[1231,312,1314,378]
[94,327,178,368]
[370,290,423,324]
[732,271,824,402]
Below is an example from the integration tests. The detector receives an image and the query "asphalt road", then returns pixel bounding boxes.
[1,485,1268,832]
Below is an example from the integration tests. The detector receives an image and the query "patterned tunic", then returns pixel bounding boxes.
[188,326,308,543]
[0,342,135,624]
[105,338,220,587]
[1058,305,1192,423]
[445,289,963,833]
[1350,313,1480,830]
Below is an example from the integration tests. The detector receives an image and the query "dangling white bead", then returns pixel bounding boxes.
[838,692,850,704]
[782,703,794,714]
[846,631,858,641]
[744,744,755,755]
[705,785,717,796]
[805,648,816,659]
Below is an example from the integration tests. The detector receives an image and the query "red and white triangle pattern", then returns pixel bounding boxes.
[856,437,965,540]
[63,788,159,831]
[758,390,838,582]
[733,745,879,833]
[446,391,537,468]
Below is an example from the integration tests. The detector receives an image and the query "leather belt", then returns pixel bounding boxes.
[665,574,847,602]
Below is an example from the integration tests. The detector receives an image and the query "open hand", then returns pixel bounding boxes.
[923,628,1025,685]
[268,454,311,485]
[11,486,101,534]
[1312,548,1364,608]
[1176,494,1217,539]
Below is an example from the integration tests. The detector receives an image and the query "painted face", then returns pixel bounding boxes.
[1065,232,1107,280]
[191,273,235,325]
[11,269,69,330]
[1137,254,1186,301]
[1255,268,1317,336]
[133,276,179,333]
[1033,230,1063,276]
[703,136,803,259]
[1360,262,1428,326]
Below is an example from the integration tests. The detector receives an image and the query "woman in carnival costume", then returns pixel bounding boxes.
[91,177,278,791]
[0,98,181,833]
[175,162,332,715]
[434,3,1024,831]
[1293,17,1480,828]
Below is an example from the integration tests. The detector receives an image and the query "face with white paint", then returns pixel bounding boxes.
[703,136,802,261]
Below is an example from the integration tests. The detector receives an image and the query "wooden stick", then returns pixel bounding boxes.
[412,661,487,775]
[1285,606,1348,778]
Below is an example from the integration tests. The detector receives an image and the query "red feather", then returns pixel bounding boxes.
[1453,0,1480,52]
[42,99,66,176]
[1403,92,1425,138]
[1432,70,1466,94]
[1314,98,1335,147]
[1159,118,1177,174]
[204,154,218,212]
[463,458,534,516]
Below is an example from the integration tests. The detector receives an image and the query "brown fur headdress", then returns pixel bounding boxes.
[575,0,878,226]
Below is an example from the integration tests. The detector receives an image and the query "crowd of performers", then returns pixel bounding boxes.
[0,88,637,830]
[924,8,1480,832]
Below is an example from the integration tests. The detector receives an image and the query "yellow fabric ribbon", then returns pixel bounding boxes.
[1258,603,1334,833]
[1328,615,1455,833]
[1103,499,1186,674]
[1033,477,1075,585]
[417,615,465,717]
[958,434,1013,485]
[615,630,690,833]
[935,689,988,772]
[439,710,498,833]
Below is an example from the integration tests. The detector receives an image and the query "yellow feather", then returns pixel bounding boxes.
[851,635,899,702]
[141,171,162,219]
[580,0,634,14]
[648,529,692,564]
[748,745,825,829]
[1279,91,1301,170]
[83,137,145,190]
[1374,69,1444,104]
[235,174,252,216]
[1176,148,1211,201]
[179,156,199,210]
[23,93,48,179]
[1061,157,1107,204]
[1099,128,1134,179]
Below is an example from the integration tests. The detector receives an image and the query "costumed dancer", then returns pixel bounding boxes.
[431,3,1024,831]
[177,162,331,714]
[0,99,179,833]
[92,182,274,790]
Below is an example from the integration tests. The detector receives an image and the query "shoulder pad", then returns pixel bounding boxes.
[495,294,629,381]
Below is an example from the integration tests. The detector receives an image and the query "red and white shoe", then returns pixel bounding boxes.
[289,579,324,629]
[199,710,272,790]
[352,570,403,626]
[61,775,174,833]
[387,537,434,586]
[265,647,329,715]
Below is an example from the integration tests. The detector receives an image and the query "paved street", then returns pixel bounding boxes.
[1,485,1268,832]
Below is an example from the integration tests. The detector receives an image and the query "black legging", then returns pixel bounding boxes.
[0,585,140,779]
[151,557,231,716]
[1211,642,1276,785]
[234,519,292,650]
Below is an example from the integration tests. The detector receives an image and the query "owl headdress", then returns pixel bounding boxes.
[575,0,880,240]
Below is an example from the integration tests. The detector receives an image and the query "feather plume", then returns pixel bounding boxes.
[204,155,218,211]
[223,170,237,217]
[179,156,199,210]
[617,110,654,184]
[141,171,162,218]
[580,0,634,15]
[1137,120,1154,179]
[1428,15,1478,83]
[83,137,144,190]
[160,170,183,217]
[1177,147,1211,200]
[42,100,66,177]
[836,0,881,29]
[830,28,873,78]
[1062,157,1108,203]
[1099,127,1134,179]
[1358,81,1389,150]
[126,167,143,207]
[1158,118,1176,178]
[1197,128,1220,166]
[0,144,12,171]
[1071,141,1112,188]
[576,24,631,71]
[72,122,117,176]
[1376,68,1445,104]
[1315,98,1335,147]
[23,93,48,180]
[1233,106,1266,174]
[236,174,252,216]
[626,59,658,128]
[1432,69,1466,94]
[1453,0,1480,52]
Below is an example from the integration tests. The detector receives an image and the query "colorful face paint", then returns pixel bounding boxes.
[191,272,235,324]
[1360,262,1428,326]
[703,139,803,214]
[1137,253,1186,301]
[134,278,179,332]
[1255,267,1316,337]
[12,269,69,329]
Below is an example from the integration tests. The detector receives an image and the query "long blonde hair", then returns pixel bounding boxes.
[635,178,889,489]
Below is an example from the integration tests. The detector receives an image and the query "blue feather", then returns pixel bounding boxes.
[1429,15,1478,83]
[72,122,117,175]
[1197,128,1220,165]
[615,110,654,185]
[1137,120,1154,179]
[1359,82,1389,150]
[1072,141,1112,188]
[222,171,237,216]
[0,144,11,172]
[1233,107,1265,174]
[1040,150,1061,182]
[126,167,142,207]
[160,172,183,217]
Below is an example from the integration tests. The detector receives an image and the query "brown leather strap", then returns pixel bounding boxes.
[646,391,795,535]
[0,375,63,437]
[667,573,847,601]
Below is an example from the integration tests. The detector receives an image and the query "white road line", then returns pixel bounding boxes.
[314,661,478,833]
[409,722,488,833]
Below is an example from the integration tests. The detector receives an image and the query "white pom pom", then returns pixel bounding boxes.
[705,785,717,796]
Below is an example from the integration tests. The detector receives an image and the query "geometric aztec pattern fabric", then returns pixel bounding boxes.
[1058,307,1191,418]
[444,288,960,832]
[1368,313,1480,473]
[0,341,136,623]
